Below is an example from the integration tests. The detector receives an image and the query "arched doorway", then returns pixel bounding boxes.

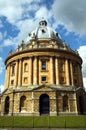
[79,96,84,114]
[4,96,10,115]
[39,94,50,115]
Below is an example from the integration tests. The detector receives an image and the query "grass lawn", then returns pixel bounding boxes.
[0,115,86,128]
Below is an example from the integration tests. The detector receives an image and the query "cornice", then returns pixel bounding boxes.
[5,48,82,65]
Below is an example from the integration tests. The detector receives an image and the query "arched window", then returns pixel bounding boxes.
[4,96,10,115]
[63,95,68,112]
[24,63,28,72]
[11,65,15,75]
[20,96,26,112]
[41,60,46,70]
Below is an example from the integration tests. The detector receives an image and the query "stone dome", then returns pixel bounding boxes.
[26,18,61,42]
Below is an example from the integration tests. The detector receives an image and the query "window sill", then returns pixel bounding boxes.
[11,74,15,76]
[41,81,48,83]
[41,70,48,72]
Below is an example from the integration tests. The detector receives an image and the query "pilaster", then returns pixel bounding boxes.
[70,61,74,86]
[55,57,59,85]
[15,60,19,87]
[4,66,8,89]
[50,57,54,84]
[33,56,38,85]
[18,59,22,86]
[65,59,70,85]
[78,65,83,87]
[6,64,11,88]
[29,57,33,85]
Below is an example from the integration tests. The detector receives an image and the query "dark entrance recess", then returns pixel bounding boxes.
[4,96,10,115]
[39,94,50,115]
[79,96,84,114]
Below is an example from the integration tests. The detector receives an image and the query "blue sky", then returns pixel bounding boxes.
[0,0,86,92]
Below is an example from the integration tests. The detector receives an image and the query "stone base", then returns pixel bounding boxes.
[57,112,78,115]
[50,112,57,116]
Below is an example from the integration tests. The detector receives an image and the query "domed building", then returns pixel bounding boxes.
[0,18,86,116]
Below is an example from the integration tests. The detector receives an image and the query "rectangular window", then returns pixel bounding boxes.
[41,76,46,82]
[41,61,46,70]
[11,80,14,85]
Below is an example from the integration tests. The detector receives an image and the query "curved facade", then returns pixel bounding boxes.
[1,19,86,116]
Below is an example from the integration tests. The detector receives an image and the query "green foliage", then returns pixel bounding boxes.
[0,115,86,128]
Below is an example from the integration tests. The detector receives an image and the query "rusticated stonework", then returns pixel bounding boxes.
[0,19,86,116]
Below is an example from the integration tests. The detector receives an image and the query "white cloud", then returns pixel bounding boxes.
[0,0,42,48]
[10,7,53,47]
[0,57,5,74]
[11,19,39,47]
[78,46,86,89]
[0,0,41,24]
[35,6,52,20]
[0,0,22,23]
[0,0,85,49]
[3,38,14,46]
[52,0,86,36]
[83,77,86,90]
[0,84,4,93]
[1,18,40,48]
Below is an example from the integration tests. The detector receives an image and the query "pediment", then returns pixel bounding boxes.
[33,85,56,92]
[2,88,13,95]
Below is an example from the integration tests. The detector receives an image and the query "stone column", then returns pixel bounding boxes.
[33,56,38,85]
[77,64,81,87]
[74,93,78,114]
[39,58,41,85]
[79,65,83,87]
[65,59,70,85]
[4,66,8,89]
[1,98,4,115]
[32,92,34,113]
[18,59,22,86]
[70,61,74,86]
[15,60,19,87]
[29,57,33,85]
[50,57,54,84]
[6,64,10,88]
[55,57,59,85]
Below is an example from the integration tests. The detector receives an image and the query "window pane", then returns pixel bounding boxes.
[12,65,15,75]
[42,76,46,82]
[24,63,28,72]
[11,80,14,85]
[42,61,46,70]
